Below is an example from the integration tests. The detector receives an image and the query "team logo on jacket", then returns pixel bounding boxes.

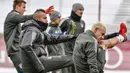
[55,30,61,34]
[81,23,84,28]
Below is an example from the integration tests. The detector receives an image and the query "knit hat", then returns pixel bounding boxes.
[72,3,84,12]
[49,10,61,21]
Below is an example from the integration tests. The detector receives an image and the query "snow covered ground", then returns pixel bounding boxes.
[0,68,130,73]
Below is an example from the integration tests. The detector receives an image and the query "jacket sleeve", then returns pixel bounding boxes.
[12,13,33,24]
[20,30,44,73]
[60,19,70,33]
[43,32,75,45]
[84,41,99,73]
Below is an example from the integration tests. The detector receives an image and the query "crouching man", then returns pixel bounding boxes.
[73,22,127,73]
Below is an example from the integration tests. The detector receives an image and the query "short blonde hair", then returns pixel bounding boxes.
[91,22,106,31]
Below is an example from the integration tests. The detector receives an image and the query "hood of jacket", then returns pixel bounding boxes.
[22,19,48,31]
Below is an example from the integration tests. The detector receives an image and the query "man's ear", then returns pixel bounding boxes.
[15,5,19,9]
[16,4,21,10]
[94,28,98,33]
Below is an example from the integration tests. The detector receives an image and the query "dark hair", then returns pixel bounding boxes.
[34,9,45,13]
[33,9,45,19]
[13,0,26,9]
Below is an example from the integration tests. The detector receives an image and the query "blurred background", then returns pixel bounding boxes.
[0,0,130,73]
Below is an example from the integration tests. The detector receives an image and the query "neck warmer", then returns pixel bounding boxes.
[34,20,48,31]
[70,10,81,21]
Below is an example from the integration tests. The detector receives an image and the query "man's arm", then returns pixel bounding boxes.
[59,19,70,34]
[20,30,44,73]
[84,41,99,73]
[12,12,33,24]
[43,32,76,45]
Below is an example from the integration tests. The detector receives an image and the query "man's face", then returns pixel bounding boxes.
[39,12,48,23]
[95,28,106,42]
[16,3,26,15]
[54,17,61,24]
[75,8,84,17]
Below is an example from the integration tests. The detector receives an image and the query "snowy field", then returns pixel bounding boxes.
[0,68,130,73]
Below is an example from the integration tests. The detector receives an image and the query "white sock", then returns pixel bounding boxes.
[116,35,124,42]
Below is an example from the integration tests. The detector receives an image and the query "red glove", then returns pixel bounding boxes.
[119,22,127,39]
[45,5,54,14]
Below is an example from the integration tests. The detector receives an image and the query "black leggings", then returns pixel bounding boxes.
[104,32,119,40]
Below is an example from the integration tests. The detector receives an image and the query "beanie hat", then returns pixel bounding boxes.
[49,10,61,21]
[72,3,84,12]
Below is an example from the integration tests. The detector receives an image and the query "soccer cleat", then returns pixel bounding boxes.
[119,22,127,41]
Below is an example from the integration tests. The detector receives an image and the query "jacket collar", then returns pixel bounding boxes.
[12,10,21,14]
[70,10,81,22]
[49,23,58,27]
[86,30,96,38]
[33,20,48,32]
[22,19,48,32]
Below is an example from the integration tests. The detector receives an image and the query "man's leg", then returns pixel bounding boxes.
[61,68,69,73]
[39,55,73,72]
[100,22,127,49]
[104,32,119,40]
[9,52,23,73]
